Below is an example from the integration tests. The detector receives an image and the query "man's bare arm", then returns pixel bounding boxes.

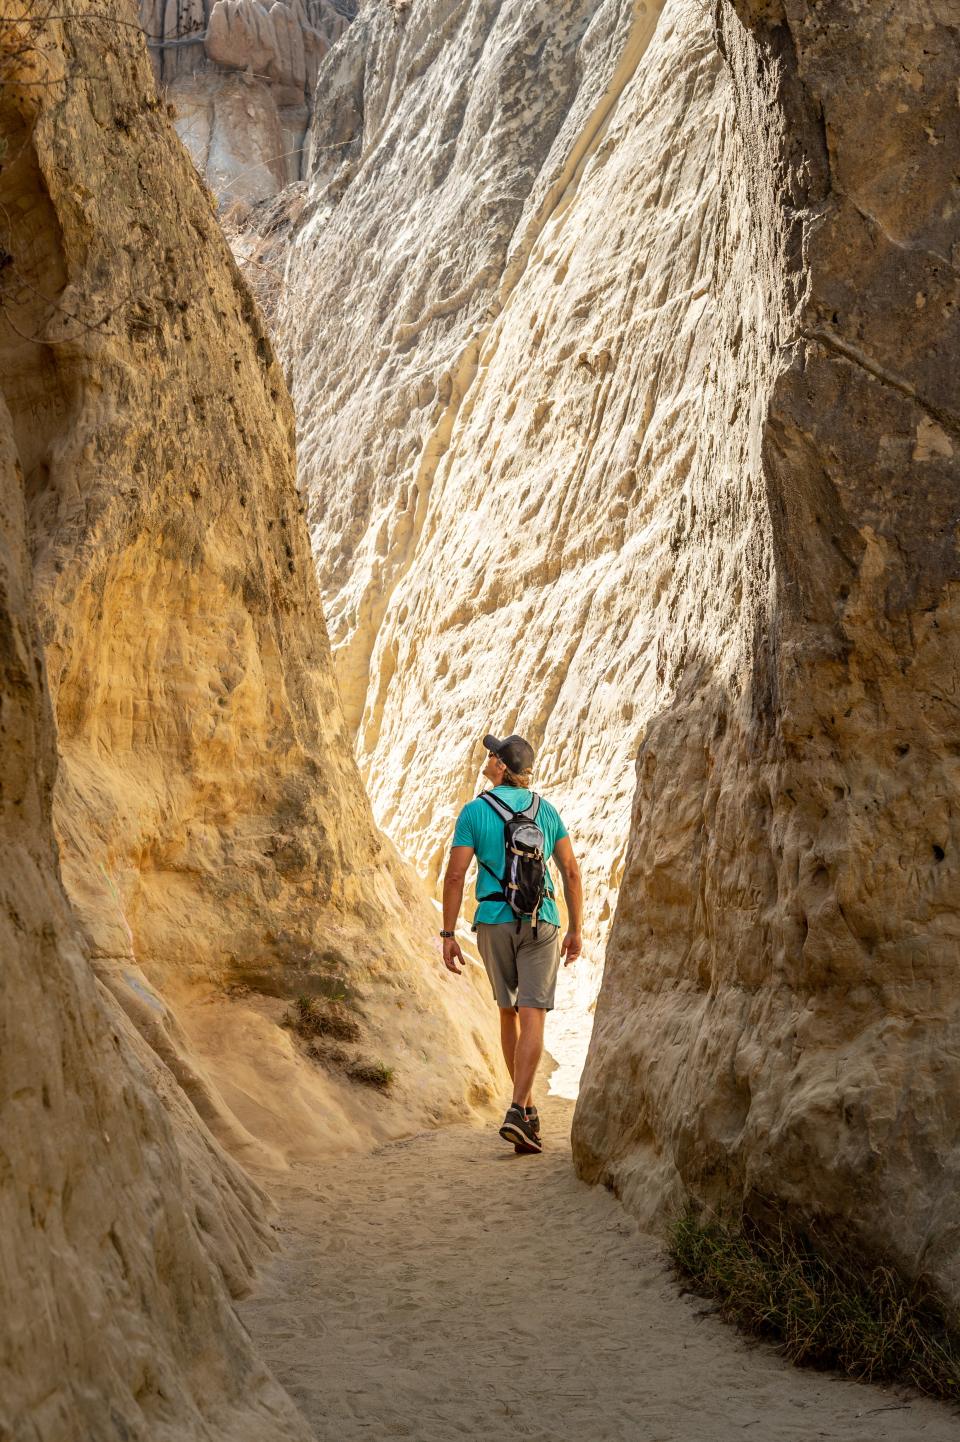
[552,835,583,964]
[440,845,474,974]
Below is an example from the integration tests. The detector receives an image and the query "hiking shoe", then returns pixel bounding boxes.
[499,1104,542,1153]
[515,1105,540,1153]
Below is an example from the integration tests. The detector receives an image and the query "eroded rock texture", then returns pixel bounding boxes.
[285,0,960,1299]
[0,144,307,1442]
[140,0,356,202]
[572,0,960,1305]
[1,0,498,1187]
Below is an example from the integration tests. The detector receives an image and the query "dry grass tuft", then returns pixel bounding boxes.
[285,997,394,1090]
[283,994,360,1043]
[220,184,306,328]
[345,1060,394,1091]
[670,1209,960,1400]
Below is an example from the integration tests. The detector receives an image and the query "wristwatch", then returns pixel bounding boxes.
[439,930,455,938]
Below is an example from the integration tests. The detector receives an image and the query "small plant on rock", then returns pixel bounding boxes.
[283,994,360,1043]
[346,1059,394,1091]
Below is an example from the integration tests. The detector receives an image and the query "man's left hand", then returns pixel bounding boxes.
[561,930,582,965]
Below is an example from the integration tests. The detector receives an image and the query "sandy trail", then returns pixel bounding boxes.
[241,1097,957,1441]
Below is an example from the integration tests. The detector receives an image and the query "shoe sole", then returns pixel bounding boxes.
[499,1121,542,1153]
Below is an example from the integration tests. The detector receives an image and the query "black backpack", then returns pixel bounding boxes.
[479,791,550,934]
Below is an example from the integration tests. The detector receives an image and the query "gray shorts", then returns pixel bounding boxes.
[475,921,562,1011]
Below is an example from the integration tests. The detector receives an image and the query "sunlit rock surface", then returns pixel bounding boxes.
[1,465,310,1442]
[2,0,504,1429]
[0,16,306,1435]
[3,0,499,1198]
[284,0,960,1301]
[139,0,356,202]
[0,457,309,1442]
[282,0,667,1051]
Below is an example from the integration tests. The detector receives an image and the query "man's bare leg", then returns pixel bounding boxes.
[512,1006,546,1108]
[499,1006,519,1081]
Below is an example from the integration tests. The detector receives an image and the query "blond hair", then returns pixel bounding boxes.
[503,764,533,789]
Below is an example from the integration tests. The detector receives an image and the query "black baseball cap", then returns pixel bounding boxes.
[483,733,535,772]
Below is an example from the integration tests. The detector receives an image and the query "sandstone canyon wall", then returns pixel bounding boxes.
[139,0,355,203]
[283,0,960,1302]
[2,0,504,1429]
[0,17,308,1434]
[1,478,309,1442]
[0,427,310,1442]
[2,0,499,1184]
[574,0,960,1310]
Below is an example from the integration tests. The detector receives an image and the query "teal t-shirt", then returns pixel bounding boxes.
[452,786,568,928]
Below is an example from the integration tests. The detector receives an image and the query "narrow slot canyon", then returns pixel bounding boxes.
[2,1,960,1439]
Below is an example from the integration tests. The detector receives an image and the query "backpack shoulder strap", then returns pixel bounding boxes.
[521,792,541,823]
[481,792,516,822]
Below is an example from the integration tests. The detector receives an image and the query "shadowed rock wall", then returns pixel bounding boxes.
[574,0,960,1306]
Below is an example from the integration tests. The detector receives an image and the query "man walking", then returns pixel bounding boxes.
[440,733,583,1153]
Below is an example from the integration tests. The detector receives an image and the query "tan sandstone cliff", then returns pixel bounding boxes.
[5,0,499,1165]
[139,0,355,204]
[282,0,960,1303]
[1,424,312,1442]
[0,17,308,1431]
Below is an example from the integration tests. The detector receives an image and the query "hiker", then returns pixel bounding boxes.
[440,733,583,1154]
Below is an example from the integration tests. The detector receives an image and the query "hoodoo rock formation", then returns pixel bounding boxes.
[282,0,960,1305]
[1,1,502,1429]
[139,0,356,203]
